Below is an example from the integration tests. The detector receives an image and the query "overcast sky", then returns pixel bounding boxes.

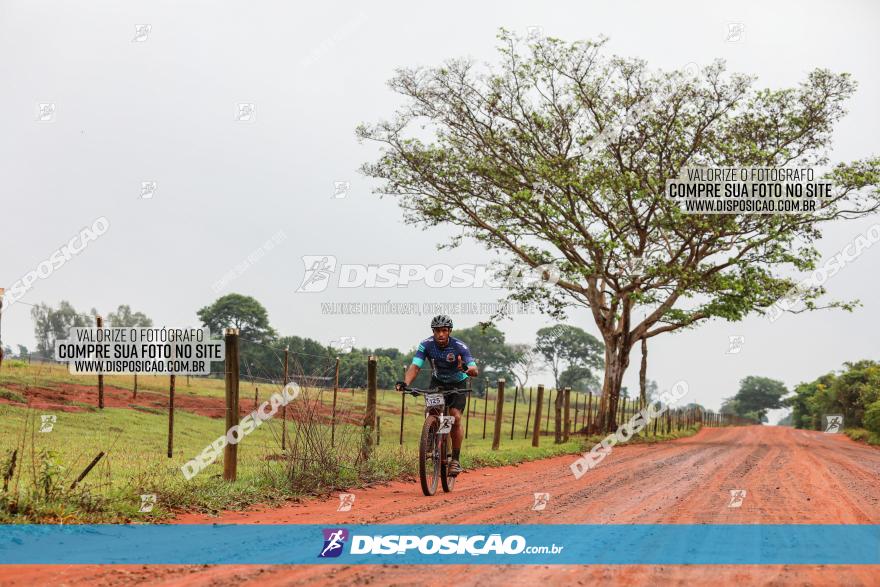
[2,0,878,418]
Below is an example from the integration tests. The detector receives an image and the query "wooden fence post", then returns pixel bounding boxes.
[510,385,518,440]
[524,387,533,439]
[281,349,288,450]
[399,378,406,445]
[96,315,104,409]
[223,328,240,481]
[586,392,593,435]
[563,387,571,443]
[482,387,489,440]
[545,388,552,434]
[167,374,175,458]
[532,385,544,447]
[361,356,377,461]
[492,379,505,451]
[69,452,105,489]
[133,373,138,399]
[554,386,565,444]
[332,357,340,447]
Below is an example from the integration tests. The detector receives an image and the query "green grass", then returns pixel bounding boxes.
[0,361,228,399]
[0,362,703,523]
[0,389,27,403]
[844,428,880,445]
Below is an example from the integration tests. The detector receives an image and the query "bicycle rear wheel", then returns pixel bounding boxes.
[419,415,440,496]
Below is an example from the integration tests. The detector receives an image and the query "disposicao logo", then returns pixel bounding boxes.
[319,528,349,558]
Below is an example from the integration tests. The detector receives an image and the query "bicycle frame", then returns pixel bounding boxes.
[401,385,471,496]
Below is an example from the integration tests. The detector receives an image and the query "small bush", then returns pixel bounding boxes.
[863,401,880,435]
[845,428,870,442]
[3,359,28,368]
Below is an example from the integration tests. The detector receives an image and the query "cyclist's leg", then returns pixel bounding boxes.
[445,386,467,473]
[449,406,463,449]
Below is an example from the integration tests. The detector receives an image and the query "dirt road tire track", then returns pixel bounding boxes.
[4,426,879,586]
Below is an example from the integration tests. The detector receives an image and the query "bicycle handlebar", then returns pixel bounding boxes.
[399,385,473,396]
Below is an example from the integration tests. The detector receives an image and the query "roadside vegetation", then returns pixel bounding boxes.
[783,360,880,443]
[0,362,703,523]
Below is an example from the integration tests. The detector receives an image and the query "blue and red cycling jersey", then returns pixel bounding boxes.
[411,336,477,384]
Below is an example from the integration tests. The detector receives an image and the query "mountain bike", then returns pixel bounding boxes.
[400,385,472,496]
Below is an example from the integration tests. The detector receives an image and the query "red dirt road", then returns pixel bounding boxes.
[4,426,879,586]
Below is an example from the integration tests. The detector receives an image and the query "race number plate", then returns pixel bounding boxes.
[425,394,445,407]
[437,415,455,435]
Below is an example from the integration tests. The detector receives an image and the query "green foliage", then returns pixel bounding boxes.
[559,364,600,392]
[197,293,276,343]
[729,376,788,421]
[786,361,880,431]
[535,325,603,390]
[337,352,399,389]
[864,401,880,436]
[454,323,519,383]
[0,389,26,403]
[37,449,65,500]
[106,305,153,327]
[30,301,96,358]
[197,294,278,373]
[358,28,880,427]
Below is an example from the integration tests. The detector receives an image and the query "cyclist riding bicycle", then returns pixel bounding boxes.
[396,315,478,476]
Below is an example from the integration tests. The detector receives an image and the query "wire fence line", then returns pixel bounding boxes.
[1,336,754,490]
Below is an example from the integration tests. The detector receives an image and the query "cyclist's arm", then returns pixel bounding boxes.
[403,341,429,386]
[403,363,420,386]
[458,341,479,377]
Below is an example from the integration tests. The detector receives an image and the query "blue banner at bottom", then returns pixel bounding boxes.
[1,524,878,565]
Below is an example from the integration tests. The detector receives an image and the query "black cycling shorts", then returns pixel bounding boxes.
[429,377,469,412]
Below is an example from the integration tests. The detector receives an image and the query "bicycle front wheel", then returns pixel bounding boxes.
[419,415,441,496]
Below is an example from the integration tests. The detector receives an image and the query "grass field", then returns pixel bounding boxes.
[0,360,701,523]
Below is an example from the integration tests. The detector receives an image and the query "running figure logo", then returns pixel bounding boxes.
[728,489,747,508]
[824,415,843,433]
[319,528,349,558]
[297,256,337,292]
[337,494,355,512]
[39,415,57,433]
[532,492,550,511]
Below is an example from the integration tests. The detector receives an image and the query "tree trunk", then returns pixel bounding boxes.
[553,386,564,444]
[596,339,632,434]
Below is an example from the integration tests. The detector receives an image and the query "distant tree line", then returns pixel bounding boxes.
[23,293,608,395]
[784,360,880,435]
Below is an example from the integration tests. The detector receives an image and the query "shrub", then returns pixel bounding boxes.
[3,359,28,369]
[863,400,880,435]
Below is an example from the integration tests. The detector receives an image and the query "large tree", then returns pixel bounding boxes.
[730,376,789,422]
[535,324,604,391]
[454,323,519,395]
[509,342,539,399]
[107,304,153,327]
[358,30,880,432]
[31,301,96,359]
[197,293,276,343]
[197,294,277,376]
